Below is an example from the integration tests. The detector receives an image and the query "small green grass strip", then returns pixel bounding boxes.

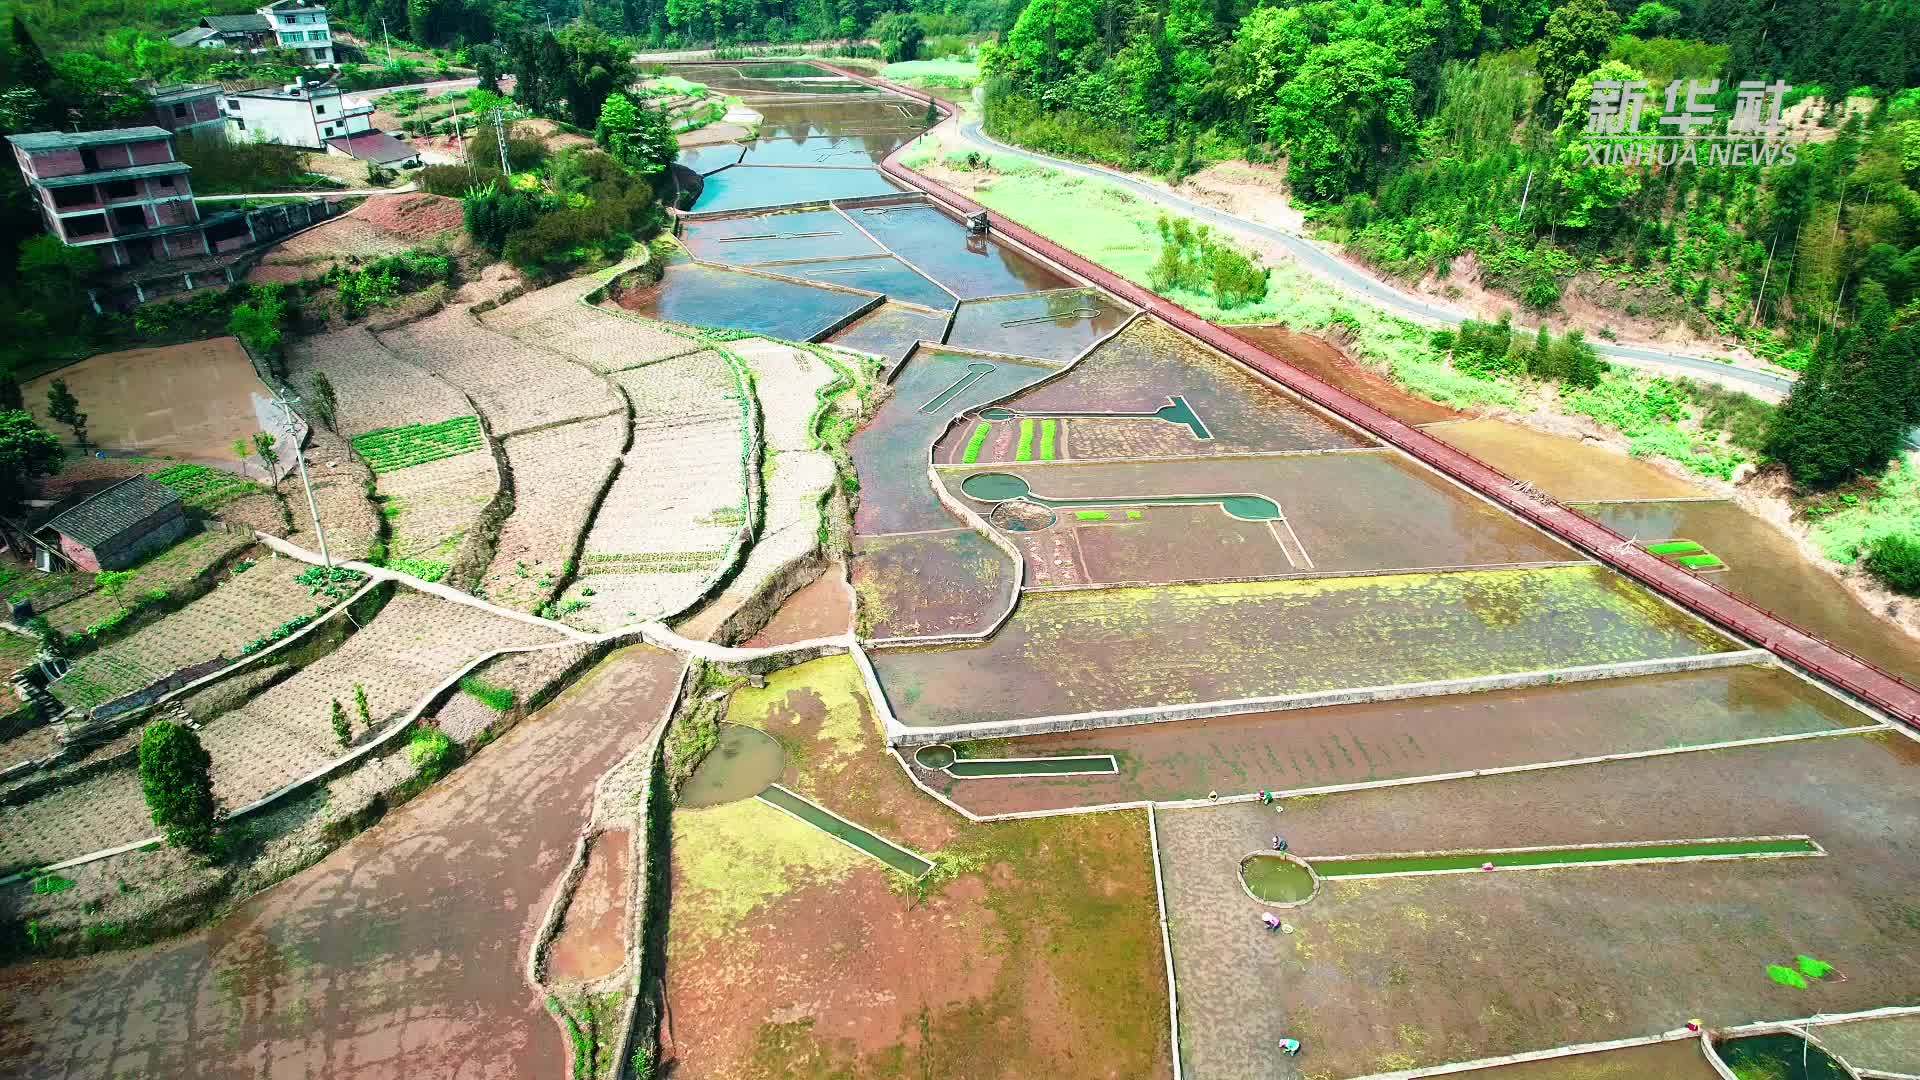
[1313,838,1818,878]
[1074,510,1110,522]
[351,416,484,474]
[1646,540,1705,556]
[1677,553,1726,569]
[1038,418,1058,460]
[961,422,990,464]
[1126,509,1143,520]
[1015,417,1035,461]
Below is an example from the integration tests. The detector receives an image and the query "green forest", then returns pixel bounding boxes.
[981,0,1919,362]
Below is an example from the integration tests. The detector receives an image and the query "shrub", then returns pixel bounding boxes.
[330,699,351,748]
[408,726,461,783]
[1147,216,1269,310]
[137,721,216,852]
[1865,534,1920,595]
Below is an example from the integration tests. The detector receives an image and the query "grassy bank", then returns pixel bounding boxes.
[905,145,1778,482]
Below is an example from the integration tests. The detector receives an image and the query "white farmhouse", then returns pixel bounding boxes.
[261,0,337,66]
[223,82,373,149]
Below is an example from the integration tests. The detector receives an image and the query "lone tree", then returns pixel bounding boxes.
[308,372,338,431]
[138,720,216,852]
[45,378,86,447]
[252,431,280,476]
[0,410,64,516]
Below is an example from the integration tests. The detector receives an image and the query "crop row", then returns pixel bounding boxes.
[352,416,485,474]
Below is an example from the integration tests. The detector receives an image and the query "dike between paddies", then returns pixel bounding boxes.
[819,64,1920,734]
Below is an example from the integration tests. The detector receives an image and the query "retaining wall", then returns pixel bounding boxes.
[821,64,1920,733]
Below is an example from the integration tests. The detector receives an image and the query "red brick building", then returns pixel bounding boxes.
[5,127,210,270]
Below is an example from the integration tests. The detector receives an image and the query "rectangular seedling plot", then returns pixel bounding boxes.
[1311,836,1819,878]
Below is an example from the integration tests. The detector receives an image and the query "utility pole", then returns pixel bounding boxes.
[381,14,394,63]
[273,398,331,569]
[492,108,510,176]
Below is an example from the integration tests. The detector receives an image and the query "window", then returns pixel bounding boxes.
[79,147,100,171]
[322,124,335,136]
[315,103,326,115]
[52,185,94,208]
[103,179,137,199]
[154,175,175,190]
[112,205,147,231]
[64,213,107,239]
[227,98,240,110]
[233,117,247,131]
[172,103,188,119]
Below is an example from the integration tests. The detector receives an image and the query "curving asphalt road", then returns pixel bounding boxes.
[954,121,1796,394]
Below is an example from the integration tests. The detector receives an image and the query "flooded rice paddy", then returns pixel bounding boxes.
[690,165,906,214]
[545,827,632,983]
[944,288,1136,361]
[615,255,875,339]
[1808,1015,1920,1074]
[938,452,1580,584]
[1435,417,1705,501]
[1578,498,1920,682]
[0,645,683,1078]
[827,301,950,361]
[915,663,1876,816]
[852,527,1014,639]
[871,565,1742,728]
[1716,1033,1852,1080]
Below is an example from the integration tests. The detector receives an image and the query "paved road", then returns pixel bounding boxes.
[954,122,1796,393]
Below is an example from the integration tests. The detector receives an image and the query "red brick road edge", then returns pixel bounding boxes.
[815,64,1920,730]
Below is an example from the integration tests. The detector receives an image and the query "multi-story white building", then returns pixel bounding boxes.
[224,81,373,149]
[261,0,335,65]
[170,0,334,66]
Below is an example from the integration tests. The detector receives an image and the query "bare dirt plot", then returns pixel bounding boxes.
[1231,325,1461,427]
[1579,499,1920,684]
[852,528,1013,639]
[545,827,630,984]
[664,655,1170,1079]
[376,448,500,580]
[940,452,1578,585]
[556,354,747,629]
[742,561,853,646]
[250,194,467,282]
[914,663,1874,817]
[266,424,383,562]
[428,641,599,744]
[492,305,701,375]
[27,338,281,462]
[676,340,839,643]
[939,317,1377,460]
[871,565,1742,729]
[377,308,624,436]
[1813,1015,1920,1074]
[1436,418,1705,502]
[49,553,321,713]
[36,529,254,639]
[1157,733,1920,1080]
[285,325,470,437]
[480,415,625,612]
[195,590,563,812]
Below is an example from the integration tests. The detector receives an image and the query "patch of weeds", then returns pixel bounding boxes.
[240,612,320,656]
[460,676,517,713]
[387,557,451,583]
[152,463,261,510]
[30,874,76,895]
[295,565,366,601]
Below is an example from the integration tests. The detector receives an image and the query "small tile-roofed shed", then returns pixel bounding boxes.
[38,475,190,572]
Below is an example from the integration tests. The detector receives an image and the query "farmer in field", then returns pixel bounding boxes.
[1261,912,1282,932]
[1279,1037,1302,1057]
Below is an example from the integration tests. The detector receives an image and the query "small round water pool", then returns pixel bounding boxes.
[678,724,786,807]
[1240,853,1318,906]
[913,744,957,769]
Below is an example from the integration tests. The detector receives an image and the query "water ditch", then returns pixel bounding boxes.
[1312,837,1820,878]
[756,783,934,877]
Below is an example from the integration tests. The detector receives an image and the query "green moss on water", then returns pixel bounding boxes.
[1314,838,1816,878]
[1241,855,1315,902]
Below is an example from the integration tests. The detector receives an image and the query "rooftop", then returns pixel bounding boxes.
[326,129,417,164]
[201,13,273,32]
[36,162,192,190]
[40,476,182,550]
[147,83,221,102]
[168,26,220,46]
[228,82,346,101]
[6,127,173,153]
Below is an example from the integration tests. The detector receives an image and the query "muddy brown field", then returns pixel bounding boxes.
[916,663,1875,816]
[27,337,280,462]
[1158,731,1920,1079]
[662,656,1171,1079]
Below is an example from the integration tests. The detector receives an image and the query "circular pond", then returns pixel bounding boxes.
[1240,853,1318,906]
[678,724,787,807]
[913,744,957,769]
[991,499,1057,533]
[961,472,1031,502]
